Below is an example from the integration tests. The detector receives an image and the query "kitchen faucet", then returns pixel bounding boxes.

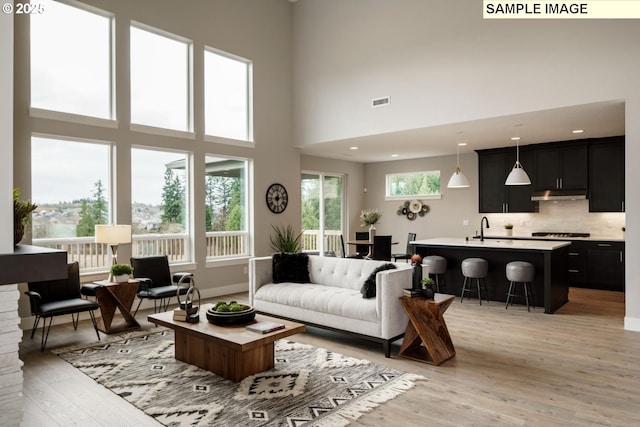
[480,216,490,241]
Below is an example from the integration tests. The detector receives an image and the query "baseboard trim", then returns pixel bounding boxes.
[624,316,640,332]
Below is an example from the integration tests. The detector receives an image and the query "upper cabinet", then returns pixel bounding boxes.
[534,142,588,191]
[477,148,538,213]
[477,136,625,214]
[589,136,625,212]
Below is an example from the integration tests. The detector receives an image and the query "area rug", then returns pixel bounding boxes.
[53,329,426,427]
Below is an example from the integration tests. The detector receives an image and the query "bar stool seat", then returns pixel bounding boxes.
[505,261,536,311]
[460,258,489,304]
[423,255,447,293]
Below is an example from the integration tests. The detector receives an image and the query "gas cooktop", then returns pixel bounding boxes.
[531,232,591,238]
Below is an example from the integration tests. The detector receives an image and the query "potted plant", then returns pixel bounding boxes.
[505,223,514,236]
[360,208,382,241]
[110,263,133,283]
[421,277,436,299]
[13,188,38,246]
[269,224,303,253]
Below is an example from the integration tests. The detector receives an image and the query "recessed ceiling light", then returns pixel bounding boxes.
[572,129,584,134]
[510,136,521,141]
[349,146,358,150]
[391,154,399,157]
[458,143,467,146]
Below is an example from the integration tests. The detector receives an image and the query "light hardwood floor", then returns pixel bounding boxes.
[20,288,640,426]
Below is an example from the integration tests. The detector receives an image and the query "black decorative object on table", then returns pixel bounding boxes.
[411,254,422,290]
[206,302,256,325]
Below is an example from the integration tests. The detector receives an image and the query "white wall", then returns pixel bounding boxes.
[292,0,640,329]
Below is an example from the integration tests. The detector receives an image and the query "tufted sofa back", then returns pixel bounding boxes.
[307,255,398,292]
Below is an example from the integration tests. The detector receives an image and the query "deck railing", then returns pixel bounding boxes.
[33,231,249,271]
[301,230,343,255]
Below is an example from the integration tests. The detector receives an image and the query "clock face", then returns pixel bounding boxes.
[266,183,288,213]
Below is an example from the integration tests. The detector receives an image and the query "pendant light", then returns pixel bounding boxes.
[505,125,531,186]
[447,140,470,189]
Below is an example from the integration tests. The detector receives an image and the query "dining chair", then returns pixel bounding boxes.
[371,235,392,261]
[393,232,417,262]
[354,231,369,257]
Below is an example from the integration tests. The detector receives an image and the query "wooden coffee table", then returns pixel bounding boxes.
[148,304,305,382]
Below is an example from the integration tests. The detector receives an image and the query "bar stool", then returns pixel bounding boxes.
[422,256,447,293]
[505,261,536,311]
[460,258,489,304]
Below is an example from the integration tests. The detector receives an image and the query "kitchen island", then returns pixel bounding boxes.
[412,238,572,313]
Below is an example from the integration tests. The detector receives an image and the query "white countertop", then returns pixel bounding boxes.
[480,233,625,243]
[412,237,571,251]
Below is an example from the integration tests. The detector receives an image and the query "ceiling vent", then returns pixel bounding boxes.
[372,96,390,108]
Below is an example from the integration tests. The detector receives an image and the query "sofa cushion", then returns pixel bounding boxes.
[254,283,379,323]
[308,257,392,291]
[272,252,311,284]
[360,263,397,298]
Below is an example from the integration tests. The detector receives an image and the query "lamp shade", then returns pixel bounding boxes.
[95,224,132,244]
[447,167,470,188]
[505,162,532,185]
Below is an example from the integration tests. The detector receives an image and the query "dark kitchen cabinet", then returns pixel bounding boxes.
[477,148,538,213]
[534,142,588,191]
[566,240,625,292]
[589,136,625,212]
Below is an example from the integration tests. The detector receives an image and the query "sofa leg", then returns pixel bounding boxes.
[383,340,391,358]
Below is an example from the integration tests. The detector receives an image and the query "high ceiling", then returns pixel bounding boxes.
[296,100,625,163]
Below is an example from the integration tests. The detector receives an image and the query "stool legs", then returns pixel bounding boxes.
[505,281,535,311]
[460,276,489,304]
[431,273,445,293]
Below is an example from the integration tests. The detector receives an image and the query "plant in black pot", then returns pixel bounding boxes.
[421,277,436,299]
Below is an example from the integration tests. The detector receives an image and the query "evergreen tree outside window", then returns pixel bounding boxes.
[386,171,441,199]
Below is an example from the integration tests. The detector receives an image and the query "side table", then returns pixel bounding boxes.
[398,293,456,365]
[93,280,141,334]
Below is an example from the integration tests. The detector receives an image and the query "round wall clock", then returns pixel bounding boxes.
[266,183,288,213]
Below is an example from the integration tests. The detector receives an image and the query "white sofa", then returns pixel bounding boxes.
[249,255,413,357]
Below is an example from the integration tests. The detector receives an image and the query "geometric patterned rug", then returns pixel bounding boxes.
[53,328,426,427]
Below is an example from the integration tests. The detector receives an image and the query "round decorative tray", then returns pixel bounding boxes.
[206,305,256,325]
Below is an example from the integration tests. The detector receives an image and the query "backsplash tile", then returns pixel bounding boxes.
[486,200,626,239]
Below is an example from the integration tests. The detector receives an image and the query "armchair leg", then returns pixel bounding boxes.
[30,315,41,340]
[133,298,143,317]
[71,312,79,330]
[40,317,53,352]
[88,310,100,341]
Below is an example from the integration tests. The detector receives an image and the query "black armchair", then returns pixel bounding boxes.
[26,262,100,351]
[130,255,191,315]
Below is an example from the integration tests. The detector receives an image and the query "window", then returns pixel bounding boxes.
[204,155,250,259]
[301,173,344,256]
[204,48,252,141]
[130,24,192,132]
[386,171,441,199]
[30,0,113,119]
[131,148,190,262]
[31,136,112,270]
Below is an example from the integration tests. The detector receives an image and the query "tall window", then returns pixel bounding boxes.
[204,48,252,141]
[301,173,344,256]
[204,155,250,259]
[131,148,190,261]
[130,24,191,132]
[30,0,113,119]
[386,171,441,199]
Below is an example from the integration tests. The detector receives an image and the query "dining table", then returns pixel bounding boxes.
[346,239,399,258]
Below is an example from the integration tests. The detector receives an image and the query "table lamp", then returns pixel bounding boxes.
[95,224,132,264]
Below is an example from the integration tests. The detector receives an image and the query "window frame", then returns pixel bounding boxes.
[203,46,254,146]
[29,0,115,123]
[129,21,194,134]
[385,170,443,200]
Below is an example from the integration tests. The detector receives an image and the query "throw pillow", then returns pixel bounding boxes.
[272,252,311,284]
[361,263,397,298]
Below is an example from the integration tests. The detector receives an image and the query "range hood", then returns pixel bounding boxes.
[531,189,587,201]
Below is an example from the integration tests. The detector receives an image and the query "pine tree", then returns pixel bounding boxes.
[161,168,184,227]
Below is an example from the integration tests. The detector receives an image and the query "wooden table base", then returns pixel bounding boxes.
[94,281,140,334]
[398,294,456,365]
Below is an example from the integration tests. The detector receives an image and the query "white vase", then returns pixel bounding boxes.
[506,229,513,236]
[369,224,376,243]
[113,274,130,283]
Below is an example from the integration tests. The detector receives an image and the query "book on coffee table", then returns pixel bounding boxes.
[246,320,285,334]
